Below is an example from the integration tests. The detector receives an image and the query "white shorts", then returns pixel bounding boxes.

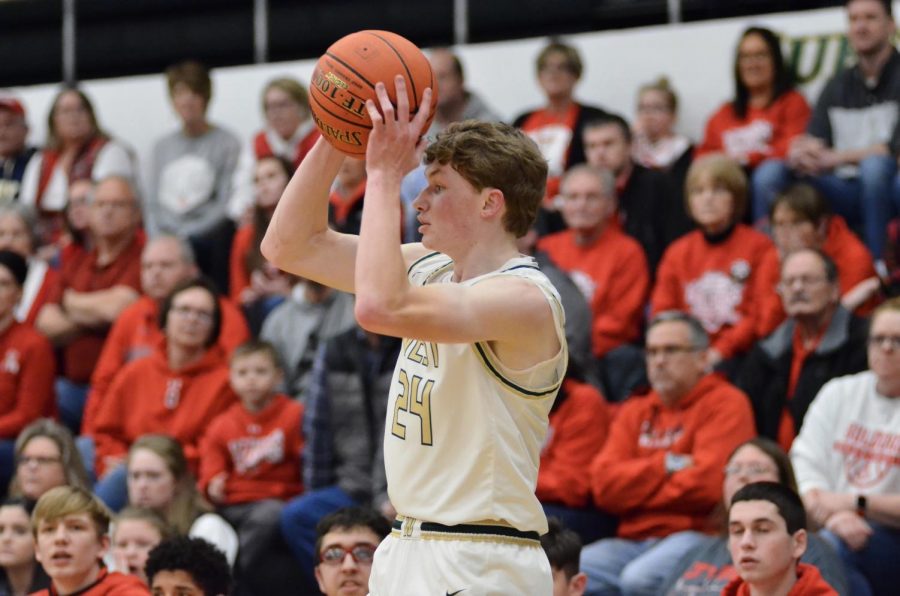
[368,517,552,596]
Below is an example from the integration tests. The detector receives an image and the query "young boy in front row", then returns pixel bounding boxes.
[198,339,304,592]
[541,517,588,596]
[725,482,837,595]
[31,486,149,595]
[145,536,231,596]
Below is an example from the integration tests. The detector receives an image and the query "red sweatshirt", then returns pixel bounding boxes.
[696,90,811,168]
[0,321,56,438]
[30,567,150,595]
[590,374,755,540]
[91,341,237,476]
[651,225,775,359]
[756,216,879,336]
[537,380,609,507]
[538,225,649,357]
[83,295,249,434]
[229,224,255,303]
[199,394,304,504]
[721,563,838,596]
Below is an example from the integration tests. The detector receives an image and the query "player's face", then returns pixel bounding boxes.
[728,500,805,588]
[16,436,67,501]
[35,513,107,592]
[264,86,305,140]
[0,505,35,569]
[230,352,282,412]
[128,449,177,511]
[778,251,837,319]
[314,527,380,596]
[255,157,290,210]
[645,320,707,404]
[770,204,821,254]
[687,172,735,234]
[868,309,900,392]
[583,125,630,175]
[165,287,217,350]
[151,569,205,596]
[559,169,616,234]
[0,213,33,256]
[113,519,163,584]
[414,163,483,253]
[847,0,896,58]
[141,238,197,301]
[723,445,780,505]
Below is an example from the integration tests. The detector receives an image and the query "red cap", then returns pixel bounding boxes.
[0,97,25,117]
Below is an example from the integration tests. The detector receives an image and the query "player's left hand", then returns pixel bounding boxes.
[365,75,432,178]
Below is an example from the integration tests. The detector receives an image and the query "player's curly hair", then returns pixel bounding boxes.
[145,536,232,596]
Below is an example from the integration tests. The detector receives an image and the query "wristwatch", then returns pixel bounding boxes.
[856,494,867,516]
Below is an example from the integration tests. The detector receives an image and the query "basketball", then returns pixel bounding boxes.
[309,30,438,156]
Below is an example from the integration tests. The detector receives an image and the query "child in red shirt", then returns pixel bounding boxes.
[199,340,304,593]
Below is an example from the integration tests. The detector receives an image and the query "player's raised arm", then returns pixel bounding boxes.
[260,138,359,293]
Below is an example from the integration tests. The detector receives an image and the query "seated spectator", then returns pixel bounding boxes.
[126,435,238,567]
[583,114,692,271]
[260,279,355,400]
[695,26,810,221]
[651,154,775,369]
[313,508,390,596]
[757,0,900,261]
[427,48,501,137]
[7,419,90,503]
[0,204,60,326]
[0,250,55,493]
[0,497,50,595]
[147,61,241,294]
[542,517,588,596]
[0,96,39,205]
[280,327,397,592]
[228,77,320,223]
[537,165,649,399]
[513,40,608,203]
[738,249,869,450]
[146,536,232,596]
[111,507,171,585]
[791,297,900,596]
[199,340,304,594]
[85,235,248,436]
[90,278,237,509]
[724,482,837,595]
[757,184,878,335]
[230,156,293,333]
[18,88,136,249]
[581,311,756,596]
[632,77,692,174]
[56,178,94,266]
[35,175,143,434]
[328,156,368,236]
[661,438,847,595]
[30,486,149,595]
[538,360,612,545]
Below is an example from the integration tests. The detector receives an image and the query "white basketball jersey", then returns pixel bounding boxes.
[383,252,568,534]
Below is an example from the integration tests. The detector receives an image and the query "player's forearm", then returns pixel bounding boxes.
[354,171,410,328]
[261,139,345,271]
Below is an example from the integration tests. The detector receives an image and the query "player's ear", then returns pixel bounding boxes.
[481,187,505,219]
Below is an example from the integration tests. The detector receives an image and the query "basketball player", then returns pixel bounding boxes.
[262,76,566,594]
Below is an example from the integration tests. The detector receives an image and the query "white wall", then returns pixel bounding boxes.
[5,4,866,185]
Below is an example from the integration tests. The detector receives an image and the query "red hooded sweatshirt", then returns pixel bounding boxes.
[721,562,838,596]
[30,567,150,595]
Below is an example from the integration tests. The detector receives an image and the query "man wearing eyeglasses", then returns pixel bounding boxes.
[580,311,755,596]
[314,507,390,596]
[791,296,900,596]
[737,248,868,452]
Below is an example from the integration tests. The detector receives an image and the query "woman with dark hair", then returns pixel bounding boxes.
[18,88,135,248]
[90,277,237,511]
[695,27,810,220]
[7,419,91,503]
[659,438,848,595]
[0,498,50,595]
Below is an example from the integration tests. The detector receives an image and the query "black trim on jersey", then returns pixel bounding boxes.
[406,251,443,275]
[473,342,560,397]
[392,519,540,542]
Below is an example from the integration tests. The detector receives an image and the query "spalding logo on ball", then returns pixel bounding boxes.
[309,30,439,156]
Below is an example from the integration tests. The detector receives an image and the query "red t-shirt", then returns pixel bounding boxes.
[518,104,580,202]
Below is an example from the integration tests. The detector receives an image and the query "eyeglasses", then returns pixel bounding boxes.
[868,335,900,350]
[645,345,700,359]
[18,455,62,467]
[725,463,776,477]
[170,305,214,323]
[318,543,377,566]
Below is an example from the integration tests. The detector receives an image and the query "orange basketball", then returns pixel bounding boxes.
[309,30,438,157]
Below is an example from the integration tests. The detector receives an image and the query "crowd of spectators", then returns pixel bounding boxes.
[0,0,899,594]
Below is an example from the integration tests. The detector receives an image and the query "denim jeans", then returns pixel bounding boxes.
[821,523,900,596]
